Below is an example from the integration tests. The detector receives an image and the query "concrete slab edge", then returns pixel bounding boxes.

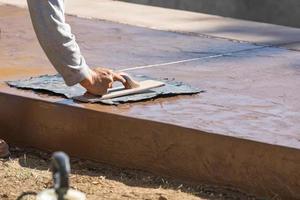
[0,91,299,199]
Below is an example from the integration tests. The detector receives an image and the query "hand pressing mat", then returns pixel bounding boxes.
[7,74,202,105]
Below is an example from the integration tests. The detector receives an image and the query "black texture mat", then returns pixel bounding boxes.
[7,74,202,105]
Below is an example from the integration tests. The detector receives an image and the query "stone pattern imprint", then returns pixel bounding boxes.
[7,74,202,105]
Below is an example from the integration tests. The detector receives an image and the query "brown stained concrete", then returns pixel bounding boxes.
[1,92,300,200]
[125,47,300,148]
[1,5,300,199]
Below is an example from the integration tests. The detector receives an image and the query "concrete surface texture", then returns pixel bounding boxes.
[122,0,300,28]
[1,2,300,199]
[1,5,300,148]
[2,0,300,48]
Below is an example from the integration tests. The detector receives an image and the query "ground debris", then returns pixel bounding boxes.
[0,147,263,200]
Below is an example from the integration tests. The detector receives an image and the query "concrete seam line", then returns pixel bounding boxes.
[119,46,268,72]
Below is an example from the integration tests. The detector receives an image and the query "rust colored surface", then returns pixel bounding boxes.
[1,92,300,199]
[1,5,300,199]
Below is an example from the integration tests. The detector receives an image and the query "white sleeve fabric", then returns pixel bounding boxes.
[27,0,91,86]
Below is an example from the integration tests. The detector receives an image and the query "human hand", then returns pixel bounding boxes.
[80,67,126,95]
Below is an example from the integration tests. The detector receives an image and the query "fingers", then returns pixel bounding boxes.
[91,67,130,91]
[94,67,113,74]
[94,67,124,83]
[112,73,126,84]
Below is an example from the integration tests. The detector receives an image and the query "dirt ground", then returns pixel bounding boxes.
[0,147,263,200]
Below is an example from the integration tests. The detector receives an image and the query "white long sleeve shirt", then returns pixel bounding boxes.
[27,0,91,86]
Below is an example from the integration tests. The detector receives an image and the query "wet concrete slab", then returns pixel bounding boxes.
[1,5,300,199]
[0,5,259,76]
[125,47,300,148]
[2,5,299,148]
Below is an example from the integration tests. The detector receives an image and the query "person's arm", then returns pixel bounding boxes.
[27,0,126,94]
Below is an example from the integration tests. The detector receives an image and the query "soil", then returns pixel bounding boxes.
[0,147,261,200]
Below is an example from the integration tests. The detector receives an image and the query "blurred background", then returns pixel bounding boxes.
[121,0,300,28]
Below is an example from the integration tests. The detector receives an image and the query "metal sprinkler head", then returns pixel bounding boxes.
[31,151,85,200]
[51,152,71,200]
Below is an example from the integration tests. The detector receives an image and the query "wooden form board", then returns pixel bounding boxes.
[100,80,165,100]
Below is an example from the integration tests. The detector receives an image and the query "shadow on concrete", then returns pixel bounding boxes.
[121,0,300,28]
[172,15,300,46]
